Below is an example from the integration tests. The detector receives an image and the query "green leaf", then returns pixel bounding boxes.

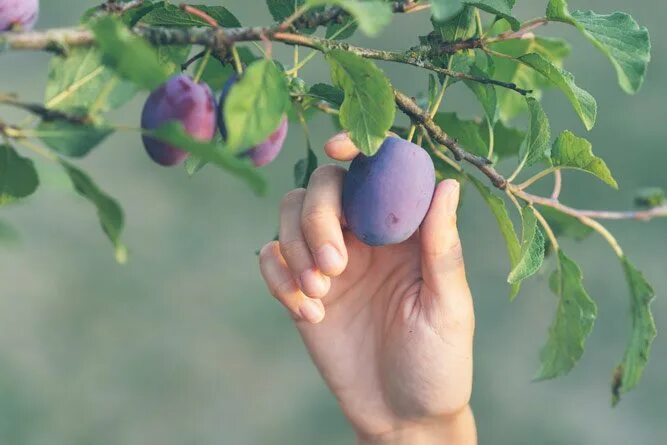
[150,122,267,194]
[184,155,208,176]
[612,257,657,405]
[267,0,304,21]
[546,0,650,94]
[434,112,523,160]
[0,144,39,205]
[508,206,545,288]
[634,187,665,209]
[35,121,113,158]
[139,3,241,27]
[490,34,571,121]
[44,48,137,115]
[326,49,395,156]
[536,250,597,380]
[430,0,464,22]
[518,53,597,130]
[470,176,522,298]
[539,206,593,242]
[306,0,392,36]
[308,83,344,107]
[90,16,170,90]
[431,5,476,41]
[223,59,290,153]
[464,65,498,125]
[520,97,551,167]
[195,61,235,92]
[551,130,617,188]
[326,15,357,40]
[294,148,318,188]
[156,45,192,75]
[60,160,126,263]
[467,0,520,30]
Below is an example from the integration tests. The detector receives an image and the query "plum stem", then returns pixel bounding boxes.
[193,49,211,83]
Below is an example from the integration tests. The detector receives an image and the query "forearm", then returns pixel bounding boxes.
[357,405,477,445]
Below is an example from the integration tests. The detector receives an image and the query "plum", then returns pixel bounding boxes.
[342,137,436,246]
[218,75,288,167]
[141,74,217,167]
[0,0,39,31]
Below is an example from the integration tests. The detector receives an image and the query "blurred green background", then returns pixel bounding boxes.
[1,1,665,444]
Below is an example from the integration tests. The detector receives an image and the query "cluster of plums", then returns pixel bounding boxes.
[0,0,39,31]
[1,0,435,247]
[141,74,288,168]
[141,73,435,246]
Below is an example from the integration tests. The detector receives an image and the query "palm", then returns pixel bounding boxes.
[296,231,474,437]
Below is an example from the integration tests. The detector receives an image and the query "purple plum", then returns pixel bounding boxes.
[343,137,436,246]
[141,74,217,167]
[218,74,288,167]
[0,0,39,31]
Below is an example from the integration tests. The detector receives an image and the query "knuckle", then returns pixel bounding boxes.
[279,238,310,261]
[301,207,330,229]
[310,164,345,183]
[280,188,306,211]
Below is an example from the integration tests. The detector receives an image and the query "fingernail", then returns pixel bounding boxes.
[328,132,348,143]
[299,268,330,297]
[316,244,344,274]
[299,299,325,324]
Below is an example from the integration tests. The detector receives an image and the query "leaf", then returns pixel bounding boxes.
[223,59,290,153]
[546,0,650,94]
[156,45,192,75]
[326,49,395,156]
[431,5,476,41]
[467,0,520,31]
[60,160,126,263]
[469,176,522,298]
[551,130,617,189]
[464,65,498,125]
[267,0,304,21]
[508,206,545,288]
[90,16,170,90]
[490,33,571,121]
[35,121,113,158]
[634,187,665,209]
[139,3,241,27]
[306,0,393,36]
[518,53,597,130]
[535,250,597,380]
[294,148,318,188]
[308,83,344,107]
[0,144,39,205]
[326,15,357,40]
[44,48,137,115]
[612,257,657,405]
[184,155,208,176]
[434,112,523,160]
[430,0,464,22]
[539,206,593,242]
[195,60,235,92]
[520,97,551,167]
[150,122,267,194]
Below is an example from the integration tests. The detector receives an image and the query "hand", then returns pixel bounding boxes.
[258,133,477,445]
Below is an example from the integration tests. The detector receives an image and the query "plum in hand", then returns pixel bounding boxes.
[343,137,436,246]
[141,74,217,167]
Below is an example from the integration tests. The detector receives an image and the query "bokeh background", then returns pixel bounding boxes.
[1,1,665,444]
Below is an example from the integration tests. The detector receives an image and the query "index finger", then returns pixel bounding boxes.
[324,132,359,161]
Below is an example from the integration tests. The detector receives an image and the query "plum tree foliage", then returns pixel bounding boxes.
[0,0,663,404]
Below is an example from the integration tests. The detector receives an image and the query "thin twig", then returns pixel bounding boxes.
[180,4,219,27]
[0,94,90,124]
[551,170,562,200]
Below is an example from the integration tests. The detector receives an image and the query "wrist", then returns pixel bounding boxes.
[357,405,477,445]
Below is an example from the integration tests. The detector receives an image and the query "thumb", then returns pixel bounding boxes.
[420,179,470,300]
[323,132,360,161]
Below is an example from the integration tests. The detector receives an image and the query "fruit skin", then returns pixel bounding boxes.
[218,75,288,167]
[342,137,436,246]
[0,0,39,31]
[141,74,217,167]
